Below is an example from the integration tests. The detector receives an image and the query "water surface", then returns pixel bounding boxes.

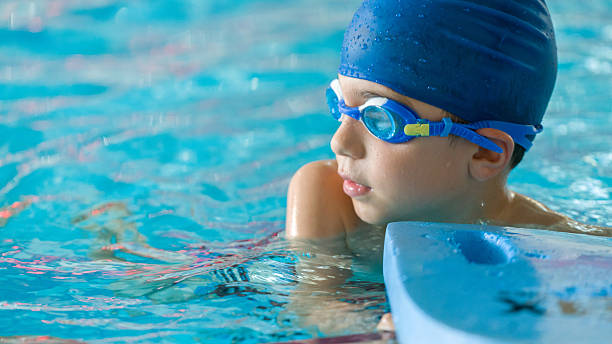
[0,0,610,343]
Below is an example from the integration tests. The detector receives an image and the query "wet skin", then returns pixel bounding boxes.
[286,75,610,245]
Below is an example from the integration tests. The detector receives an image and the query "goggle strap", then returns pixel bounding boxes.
[466,120,542,151]
[419,121,502,153]
[428,119,453,138]
[440,117,453,137]
[450,125,504,153]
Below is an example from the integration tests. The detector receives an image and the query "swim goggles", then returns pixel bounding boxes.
[325,79,543,152]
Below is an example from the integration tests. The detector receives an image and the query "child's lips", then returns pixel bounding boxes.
[338,172,372,198]
[343,179,372,198]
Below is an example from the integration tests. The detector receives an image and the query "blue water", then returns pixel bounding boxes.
[0,0,610,343]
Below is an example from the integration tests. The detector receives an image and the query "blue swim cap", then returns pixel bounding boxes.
[339,0,558,128]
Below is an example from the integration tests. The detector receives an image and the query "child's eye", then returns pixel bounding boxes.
[363,107,395,139]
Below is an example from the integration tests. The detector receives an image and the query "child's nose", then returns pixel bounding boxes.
[330,115,366,159]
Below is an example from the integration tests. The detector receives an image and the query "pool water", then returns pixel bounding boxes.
[0,0,610,343]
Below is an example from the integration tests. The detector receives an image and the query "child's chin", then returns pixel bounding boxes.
[352,201,391,226]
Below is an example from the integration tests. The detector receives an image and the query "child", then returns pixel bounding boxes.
[286,0,611,245]
[284,0,610,333]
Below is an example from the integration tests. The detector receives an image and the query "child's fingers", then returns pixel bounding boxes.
[376,312,394,332]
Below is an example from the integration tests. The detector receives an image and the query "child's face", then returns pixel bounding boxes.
[332,75,478,225]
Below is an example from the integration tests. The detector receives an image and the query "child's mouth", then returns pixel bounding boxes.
[342,178,372,198]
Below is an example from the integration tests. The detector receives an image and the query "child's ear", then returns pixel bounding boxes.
[468,128,515,181]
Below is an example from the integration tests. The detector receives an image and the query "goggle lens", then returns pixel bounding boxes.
[363,106,397,140]
[326,87,342,120]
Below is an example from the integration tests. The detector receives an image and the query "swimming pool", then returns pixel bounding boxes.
[0,0,610,343]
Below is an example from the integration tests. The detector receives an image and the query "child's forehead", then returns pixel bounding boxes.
[337,74,448,121]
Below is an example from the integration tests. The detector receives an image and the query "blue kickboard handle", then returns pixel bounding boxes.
[383,222,612,344]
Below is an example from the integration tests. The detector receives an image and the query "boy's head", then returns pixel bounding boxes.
[339,0,558,129]
[329,0,558,225]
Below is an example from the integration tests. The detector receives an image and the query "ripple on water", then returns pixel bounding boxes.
[0,0,610,342]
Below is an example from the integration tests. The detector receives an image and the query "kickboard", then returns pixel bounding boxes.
[383,222,612,344]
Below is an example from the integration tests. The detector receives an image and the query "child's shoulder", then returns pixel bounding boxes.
[500,192,611,236]
[285,160,361,240]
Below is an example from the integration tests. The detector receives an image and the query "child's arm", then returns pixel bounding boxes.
[285,159,361,240]
[284,237,357,335]
[285,160,385,334]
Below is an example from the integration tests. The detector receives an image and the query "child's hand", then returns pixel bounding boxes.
[376,312,394,332]
[285,297,370,336]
